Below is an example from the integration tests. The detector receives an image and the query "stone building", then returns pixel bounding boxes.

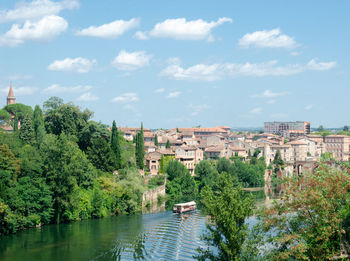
[324,135,350,161]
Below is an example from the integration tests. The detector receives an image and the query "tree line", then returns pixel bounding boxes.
[0,97,146,235]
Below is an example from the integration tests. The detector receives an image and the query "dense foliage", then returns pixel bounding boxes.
[259,163,350,260]
[195,172,254,260]
[0,98,146,236]
[165,160,197,209]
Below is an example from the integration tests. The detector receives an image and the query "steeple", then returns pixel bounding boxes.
[6,84,15,105]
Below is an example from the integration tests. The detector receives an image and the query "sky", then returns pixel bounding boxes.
[0,0,349,129]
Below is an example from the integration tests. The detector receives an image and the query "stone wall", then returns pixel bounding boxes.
[142,182,166,213]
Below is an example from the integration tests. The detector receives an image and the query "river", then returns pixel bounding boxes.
[0,211,207,261]
[0,186,277,260]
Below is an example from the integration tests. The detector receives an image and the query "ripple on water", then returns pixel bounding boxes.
[103,211,207,261]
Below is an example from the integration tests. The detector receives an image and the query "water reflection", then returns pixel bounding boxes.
[1,187,280,261]
[0,211,206,261]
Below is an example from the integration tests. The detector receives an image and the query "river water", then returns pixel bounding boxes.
[0,211,207,261]
[0,186,276,260]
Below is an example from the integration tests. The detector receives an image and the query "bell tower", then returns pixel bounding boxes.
[6,84,15,105]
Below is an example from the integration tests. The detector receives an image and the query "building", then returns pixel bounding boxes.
[324,135,350,161]
[145,151,162,175]
[6,84,16,105]
[264,121,311,137]
[175,146,203,175]
[172,126,230,137]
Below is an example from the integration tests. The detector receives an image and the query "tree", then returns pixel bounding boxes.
[154,134,158,146]
[0,109,11,122]
[111,120,121,169]
[344,126,349,132]
[195,160,218,194]
[165,160,197,208]
[166,139,171,149]
[19,114,35,145]
[135,123,145,169]
[44,102,93,137]
[41,134,96,223]
[86,137,115,173]
[43,96,63,113]
[195,172,253,260]
[4,103,33,131]
[260,164,350,260]
[78,121,109,151]
[33,105,46,145]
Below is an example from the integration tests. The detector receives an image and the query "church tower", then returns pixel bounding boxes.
[6,84,15,105]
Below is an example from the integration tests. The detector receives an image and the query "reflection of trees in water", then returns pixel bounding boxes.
[264,183,283,201]
[132,233,147,260]
[101,233,148,260]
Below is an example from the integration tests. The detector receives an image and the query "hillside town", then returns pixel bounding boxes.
[2,85,349,178]
[123,122,350,176]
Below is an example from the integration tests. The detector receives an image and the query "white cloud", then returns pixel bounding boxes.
[161,59,336,81]
[134,31,148,40]
[239,28,298,49]
[250,107,262,115]
[154,88,165,93]
[166,91,181,98]
[166,57,181,65]
[0,0,78,23]
[253,89,289,98]
[189,104,210,116]
[147,17,232,41]
[304,104,313,110]
[43,84,92,93]
[111,92,139,103]
[77,92,99,101]
[1,86,38,96]
[290,51,301,56]
[270,113,288,119]
[0,15,68,46]
[267,99,276,104]
[161,63,223,81]
[306,59,336,71]
[111,50,151,71]
[76,18,139,38]
[48,57,96,73]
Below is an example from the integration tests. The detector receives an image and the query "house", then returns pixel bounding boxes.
[145,151,162,175]
[175,146,203,175]
[205,145,227,159]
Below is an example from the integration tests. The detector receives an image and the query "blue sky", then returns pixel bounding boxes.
[0,0,349,128]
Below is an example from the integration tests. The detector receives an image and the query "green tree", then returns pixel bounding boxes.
[0,109,11,122]
[86,137,115,173]
[44,101,93,137]
[4,103,33,131]
[111,120,121,169]
[33,105,46,146]
[195,160,218,194]
[195,172,253,260]
[260,164,350,260]
[41,134,95,223]
[344,126,349,132]
[154,134,158,146]
[78,121,109,151]
[19,114,35,145]
[165,160,197,208]
[135,123,145,169]
[43,96,63,112]
[166,139,171,148]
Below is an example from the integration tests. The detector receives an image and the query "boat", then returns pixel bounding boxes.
[173,201,196,213]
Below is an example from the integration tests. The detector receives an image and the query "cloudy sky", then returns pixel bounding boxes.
[0,0,349,128]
